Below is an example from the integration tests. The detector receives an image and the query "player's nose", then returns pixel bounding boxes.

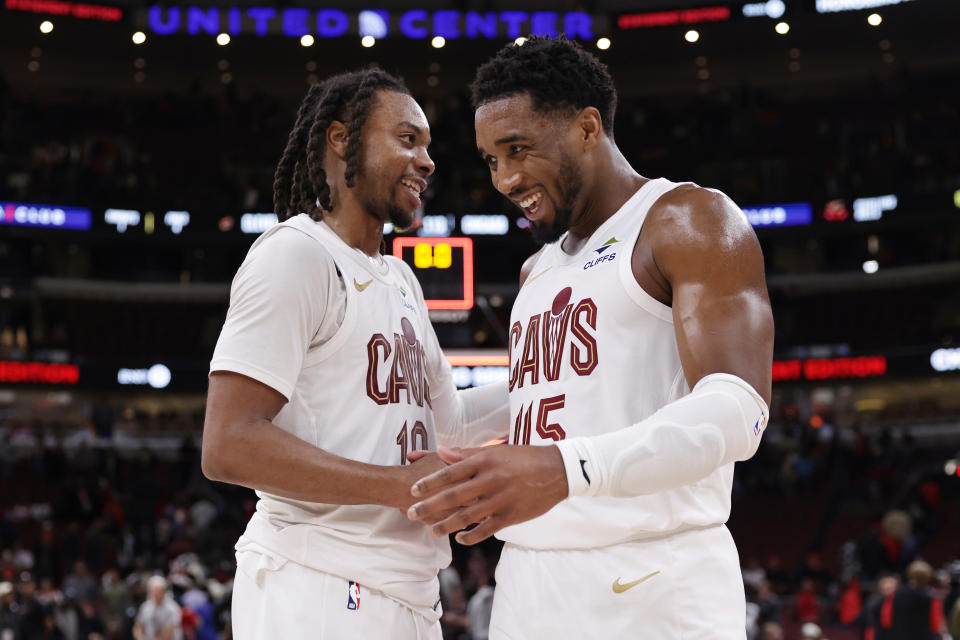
[496,170,521,195]
[415,146,435,178]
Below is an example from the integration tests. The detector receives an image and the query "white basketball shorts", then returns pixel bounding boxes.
[490,524,746,639]
[232,547,442,640]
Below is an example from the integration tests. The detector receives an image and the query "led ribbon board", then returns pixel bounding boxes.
[742,202,813,228]
[392,237,473,310]
[5,0,122,21]
[1,201,92,230]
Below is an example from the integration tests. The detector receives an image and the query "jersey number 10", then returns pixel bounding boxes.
[397,420,429,465]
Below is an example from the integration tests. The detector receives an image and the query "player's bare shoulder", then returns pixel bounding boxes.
[518,246,548,287]
[644,185,762,282]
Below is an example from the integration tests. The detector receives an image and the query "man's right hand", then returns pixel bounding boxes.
[394,450,459,514]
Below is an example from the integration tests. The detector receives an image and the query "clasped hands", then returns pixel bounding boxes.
[404,444,569,545]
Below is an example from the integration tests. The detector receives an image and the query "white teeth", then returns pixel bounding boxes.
[401,178,422,195]
[519,192,543,208]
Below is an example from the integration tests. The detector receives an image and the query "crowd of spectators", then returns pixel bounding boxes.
[1,387,958,639]
[2,63,959,231]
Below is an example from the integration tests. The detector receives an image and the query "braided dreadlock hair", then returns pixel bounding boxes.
[470,36,618,137]
[273,67,409,222]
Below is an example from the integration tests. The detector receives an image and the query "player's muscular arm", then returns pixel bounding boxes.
[649,186,773,403]
[202,371,443,510]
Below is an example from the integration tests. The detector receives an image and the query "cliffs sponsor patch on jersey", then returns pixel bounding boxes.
[508,286,599,391]
[583,236,620,270]
[366,316,432,407]
[397,284,416,312]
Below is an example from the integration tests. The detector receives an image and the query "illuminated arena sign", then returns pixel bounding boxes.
[930,348,960,373]
[146,7,593,40]
[742,202,813,228]
[0,201,92,230]
[0,361,80,385]
[853,194,897,222]
[815,0,913,13]
[117,364,172,389]
[5,0,122,21]
[618,6,730,29]
[772,356,887,382]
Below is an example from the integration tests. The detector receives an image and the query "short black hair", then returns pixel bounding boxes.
[470,36,617,136]
[273,67,408,222]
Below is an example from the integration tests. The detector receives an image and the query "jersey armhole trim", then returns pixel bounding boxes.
[618,181,679,325]
[302,254,358,367]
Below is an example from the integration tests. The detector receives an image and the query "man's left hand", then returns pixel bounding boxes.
[406,445,568,545]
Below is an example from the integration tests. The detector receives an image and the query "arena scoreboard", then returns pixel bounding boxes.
[392,236,473,310]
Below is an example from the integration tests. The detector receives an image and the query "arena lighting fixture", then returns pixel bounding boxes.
[431,35,446,48]
[40,20,54,33]
[361,35,376,47]
[862,260,879,274]
[684,29,699,42]
[216,32,230,45]
[514,36,527,45]
[775,21,790,34]
[867,12,882,25]
[596,37,611,49]
[132,31,146,44]
[300,34,314,46]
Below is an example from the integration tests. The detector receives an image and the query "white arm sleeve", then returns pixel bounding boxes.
[430,380,510,449]
[555,373,768,498]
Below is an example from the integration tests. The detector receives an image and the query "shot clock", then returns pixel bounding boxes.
[392,236,473,310]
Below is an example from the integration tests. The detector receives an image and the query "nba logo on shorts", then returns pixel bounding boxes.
[754,414,767,436]
[347,581,361,610]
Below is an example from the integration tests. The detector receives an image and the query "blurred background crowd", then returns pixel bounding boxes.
[1,0,959,638]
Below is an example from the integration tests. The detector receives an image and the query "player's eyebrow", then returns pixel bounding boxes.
[494,134,523,147]
[399,121,431,146]
[478,133,526,158]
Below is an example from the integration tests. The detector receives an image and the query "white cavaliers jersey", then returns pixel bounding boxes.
[214,215,449,619]
[498,178,736,550]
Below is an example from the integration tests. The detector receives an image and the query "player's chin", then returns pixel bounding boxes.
[531,218,564,244]
[388,205,416,230]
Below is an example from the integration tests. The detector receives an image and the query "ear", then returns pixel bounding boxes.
[576,107,604,150]
[326,121,349,159]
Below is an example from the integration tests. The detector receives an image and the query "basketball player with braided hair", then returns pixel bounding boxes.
[407,37,775,638]
[203,67,508,639]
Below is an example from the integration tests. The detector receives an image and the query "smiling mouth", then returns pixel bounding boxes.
[517,190,544,218]
[400,177,423,200]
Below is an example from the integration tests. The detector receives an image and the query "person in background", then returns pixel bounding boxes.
[133,575,181,640]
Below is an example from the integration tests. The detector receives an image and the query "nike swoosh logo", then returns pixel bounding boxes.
[612,571,660,594]
[353,278,373,292]
[522,266,552,288]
